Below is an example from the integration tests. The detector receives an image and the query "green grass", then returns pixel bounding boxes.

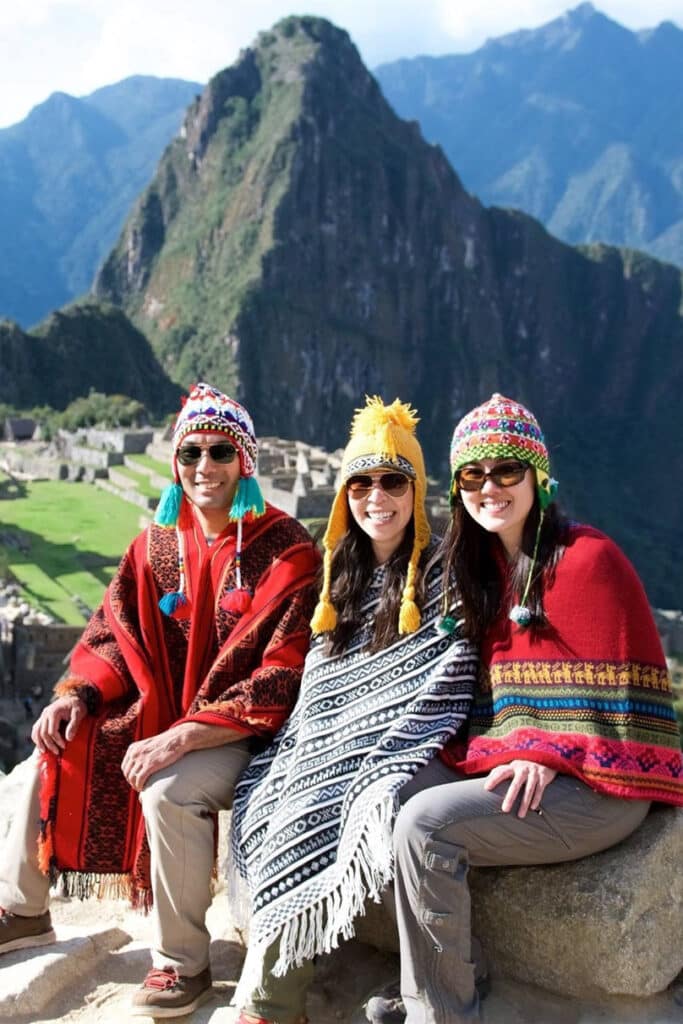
[112,464,161,499]
[0,480,141,623]
[127,452,170,477]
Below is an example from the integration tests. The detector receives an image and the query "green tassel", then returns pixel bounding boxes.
[538,476,559,510]
[155,483,183,526]
[229,476,265,521]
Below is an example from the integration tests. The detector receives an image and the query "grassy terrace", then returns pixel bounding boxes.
[126,452,170,477]
[0,471,141,624]
[112,464,162,500]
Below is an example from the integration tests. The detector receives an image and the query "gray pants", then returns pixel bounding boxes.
[392,757,650,1024]
[0,742,251,976]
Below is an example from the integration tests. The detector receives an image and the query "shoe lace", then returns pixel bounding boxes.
[143,967,179,991]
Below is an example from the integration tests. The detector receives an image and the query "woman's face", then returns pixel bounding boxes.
[346,470,414,564]
[458,457,535,555]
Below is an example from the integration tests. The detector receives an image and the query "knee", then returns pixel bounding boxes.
[393,790,435,861]
[139,767,185,820]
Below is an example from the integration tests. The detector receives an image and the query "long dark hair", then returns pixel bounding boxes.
[441,493,567,644]
[324,515,419,656]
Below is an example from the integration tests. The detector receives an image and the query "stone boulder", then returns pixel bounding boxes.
[355,805,683,999]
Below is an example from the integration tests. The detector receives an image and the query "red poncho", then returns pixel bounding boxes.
[39,503,320,904]
[441,525,683,805]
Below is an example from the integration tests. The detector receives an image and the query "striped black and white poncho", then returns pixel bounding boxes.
[230,541,477,987]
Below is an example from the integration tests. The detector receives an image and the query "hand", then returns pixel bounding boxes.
[121,731,185,792]
[484,760,557,818]
[31,696,87,754]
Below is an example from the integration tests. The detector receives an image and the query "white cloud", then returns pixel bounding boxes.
[0,0,681,128]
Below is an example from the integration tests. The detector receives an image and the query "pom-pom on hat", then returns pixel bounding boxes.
[154,382,265,619]
[449,393,558,510]
[311,396,430,637]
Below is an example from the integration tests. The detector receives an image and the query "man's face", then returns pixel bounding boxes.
[175,431,241,524]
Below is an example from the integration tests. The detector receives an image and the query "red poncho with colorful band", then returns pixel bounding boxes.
[38,503,320,905]
[440,524,683,805]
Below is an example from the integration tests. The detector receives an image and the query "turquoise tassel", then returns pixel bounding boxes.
[159,591,187,616]
[509,604,532,627]
[436,615,456,634]
[155,483,183,526]
[229,476,265,521]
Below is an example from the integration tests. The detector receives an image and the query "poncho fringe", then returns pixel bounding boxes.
[231,543,477,995]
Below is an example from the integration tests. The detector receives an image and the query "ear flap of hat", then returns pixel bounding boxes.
[535,466,559,509]
[310,486,349,634]
[398,475,431,634]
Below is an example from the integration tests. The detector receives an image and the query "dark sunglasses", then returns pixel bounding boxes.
[346,472,411,498]
[176,443,238,466]
[455,459,529,491]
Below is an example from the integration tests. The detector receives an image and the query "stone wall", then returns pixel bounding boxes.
[12,622,83,698]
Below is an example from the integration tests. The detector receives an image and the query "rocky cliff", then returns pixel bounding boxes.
[0,302,181,415]
[92,16,683,607]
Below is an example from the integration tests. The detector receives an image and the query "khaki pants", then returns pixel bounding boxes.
[0,742,252,976]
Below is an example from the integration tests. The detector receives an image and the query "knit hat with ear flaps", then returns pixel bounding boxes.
[448,393,558,629]
[311,396,431,637]
[449,393,558,510]
[154,382,265,619]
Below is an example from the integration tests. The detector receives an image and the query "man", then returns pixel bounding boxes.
[0,382,320,1018]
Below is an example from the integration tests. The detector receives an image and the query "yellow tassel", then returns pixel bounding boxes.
[399,597,421,634]
[311,597,337,634]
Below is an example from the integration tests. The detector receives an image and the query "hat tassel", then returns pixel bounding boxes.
[155,482,184,526]
[310,550,337,634]
[229,476,265,521]
[221,518,253,614]
[398,564,421,635]
[158,529,192,619]
[509,510,544,628]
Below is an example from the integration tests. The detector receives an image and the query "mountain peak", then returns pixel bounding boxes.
[489,2,631,54]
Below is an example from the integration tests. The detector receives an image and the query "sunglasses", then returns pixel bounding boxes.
[176,443,238,466]
[455,459,529,491]
[346,472,411,498]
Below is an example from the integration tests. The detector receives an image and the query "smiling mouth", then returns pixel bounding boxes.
[481,500,511,512]
[366,511,395,522]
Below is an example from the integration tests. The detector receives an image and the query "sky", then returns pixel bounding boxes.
[1,0,681,129]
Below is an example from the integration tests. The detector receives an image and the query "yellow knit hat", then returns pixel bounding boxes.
[311,396,431,636]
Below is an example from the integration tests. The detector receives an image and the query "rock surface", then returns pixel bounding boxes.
[2,762,682,1022]
[469,804,683,999]
[357,805,683,999]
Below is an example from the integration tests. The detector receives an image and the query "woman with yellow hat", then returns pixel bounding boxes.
[230,396,478,1024]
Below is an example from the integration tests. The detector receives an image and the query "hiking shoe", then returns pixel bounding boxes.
[0,909,56,954]
[365,980,404,1024]
[130,965,213,1018]
[364,974,491,1023]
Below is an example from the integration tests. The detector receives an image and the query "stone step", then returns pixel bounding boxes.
[0,923,131,1018]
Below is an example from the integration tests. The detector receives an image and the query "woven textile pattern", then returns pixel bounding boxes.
[441,524,683,805]
[231,542,477,978]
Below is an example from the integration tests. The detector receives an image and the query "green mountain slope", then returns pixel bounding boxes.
[0,302,180,415]
[91,16,683,607]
